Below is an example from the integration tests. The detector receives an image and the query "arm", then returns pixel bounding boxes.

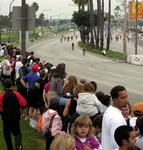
[0,93,5,112]
[51,115,64,136]
[63,100,70,117]
[110,118,126,149]
[20,78,29,89]
[14,91,27,108]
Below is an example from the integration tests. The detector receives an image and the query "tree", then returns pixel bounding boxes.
[31,2,39,12]
[89,0,95,46]
[106,0,111,50]
[100,0,104,50]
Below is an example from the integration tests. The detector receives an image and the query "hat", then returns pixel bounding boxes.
[132,102,143,116]
[32,64,39,71]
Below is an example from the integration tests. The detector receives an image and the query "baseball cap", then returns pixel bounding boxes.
[32,64,39,71]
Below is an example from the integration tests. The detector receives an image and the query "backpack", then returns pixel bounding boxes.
[2,90,20,121]
[44,114,56,150]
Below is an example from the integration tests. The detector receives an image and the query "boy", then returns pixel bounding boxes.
[114,125,137,150]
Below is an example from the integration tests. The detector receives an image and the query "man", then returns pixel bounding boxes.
[1,55,12,81]
[20,64,40,128]
[0,79,27,150]
[102,85,128,150]
[114,125,137,150]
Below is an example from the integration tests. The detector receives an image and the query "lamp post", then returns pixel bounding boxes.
[135,0,138,55]
[8,0,15,42]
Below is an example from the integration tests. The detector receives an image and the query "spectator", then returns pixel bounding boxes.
[71,115,102,150]
[92,113,103,143]
[135,116,143,150]
[50,134,76,150]
[96,91,111,112]
[76,82,103,118]
[20,64,40,128]
[114,125,137,150]
[0,79,27,150]
[42,97,64,150]
[102,85,128,150]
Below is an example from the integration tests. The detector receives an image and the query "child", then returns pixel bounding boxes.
[50,134,76,150]
[135,116,143,150]
[71,115,102,150]
[42,97,64,150]
[114,125,137,150]
[92,113,103,143]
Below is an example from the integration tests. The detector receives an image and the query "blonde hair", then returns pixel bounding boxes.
[50,134,75,150]
[71,115,93,137]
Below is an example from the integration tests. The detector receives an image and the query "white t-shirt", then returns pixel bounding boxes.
[101,105,126,150]
[15,61,22,79]
[1,59,12,76]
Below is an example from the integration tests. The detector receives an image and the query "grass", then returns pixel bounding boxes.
[0,119,45,150]
[0,83,45,150]
[79,41,124,60]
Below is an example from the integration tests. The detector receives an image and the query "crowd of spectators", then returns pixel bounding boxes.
[0,42,143,150]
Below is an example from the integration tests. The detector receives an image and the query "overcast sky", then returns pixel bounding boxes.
[0,0,131,19]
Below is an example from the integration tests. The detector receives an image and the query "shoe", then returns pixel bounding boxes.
[16,145,22,150]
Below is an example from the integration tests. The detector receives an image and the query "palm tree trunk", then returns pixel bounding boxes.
[96,0,101,49]
[123,0,127,62]
[106,0,111,50]
[100,0,104,50]
[89,0,94,46]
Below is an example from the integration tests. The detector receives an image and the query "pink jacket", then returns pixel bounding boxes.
[42,109,64,136]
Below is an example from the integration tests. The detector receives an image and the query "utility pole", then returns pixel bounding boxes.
[8,0,15,42]
[21,0,27,58]
[135,0,138,55]
[123,0,127,62]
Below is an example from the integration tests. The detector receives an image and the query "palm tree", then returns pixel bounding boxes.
[31,2,39,12]
[106,0,111,50]
[123,0,127,62]
[100,0,104,50]
[96,0,101,49]
[89,0,94,46]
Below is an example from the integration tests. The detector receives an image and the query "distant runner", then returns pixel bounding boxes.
[72,42,74,50]
[83,48,86,56]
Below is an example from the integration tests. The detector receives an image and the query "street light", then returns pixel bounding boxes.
[8,0,15,42]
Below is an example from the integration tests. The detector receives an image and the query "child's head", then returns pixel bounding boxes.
[92,113,103,135]
[71,115,93,138]
[136,115,143,136]
[48,97,59,111]
[121,102,132,119]
[114,125,137,148]
[50,134,76,150]
[83,82,95,93]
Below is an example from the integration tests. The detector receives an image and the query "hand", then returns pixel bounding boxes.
[83,144,92,150]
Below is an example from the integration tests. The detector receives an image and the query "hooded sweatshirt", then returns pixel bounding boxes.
[42,109,63,136]
[76,93,103,117]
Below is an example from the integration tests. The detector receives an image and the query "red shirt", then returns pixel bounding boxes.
[0,90,27,112]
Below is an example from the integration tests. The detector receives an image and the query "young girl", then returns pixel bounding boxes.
[71,115,102,150]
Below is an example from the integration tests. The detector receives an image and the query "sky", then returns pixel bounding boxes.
[0,0,133,19]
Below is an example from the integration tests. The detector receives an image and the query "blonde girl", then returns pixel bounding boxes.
[71,115,102,150]
[50,134,76,150]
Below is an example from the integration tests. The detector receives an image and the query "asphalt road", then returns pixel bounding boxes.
[27,33,143,104]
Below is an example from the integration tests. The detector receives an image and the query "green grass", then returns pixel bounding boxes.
[79,42,124,60]
[0,83,45,150]
[0,119,45,150]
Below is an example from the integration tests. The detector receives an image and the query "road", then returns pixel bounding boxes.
[27,33,143,104]
[109,32,143,55]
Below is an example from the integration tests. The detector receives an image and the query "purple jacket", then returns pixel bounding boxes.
[75,135,100,150]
